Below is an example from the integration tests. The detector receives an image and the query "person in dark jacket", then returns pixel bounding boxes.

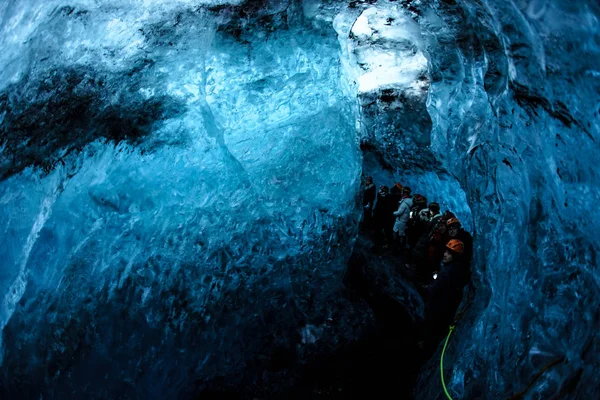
[446,217,474,265]
[410,202,442,282]
[422,239,471,346]
[425,202,442,229]
[427,219,449,277]
[362,176,376,229]
[389,182,403,206]
[406,194,428,251]
[373,185,395,247]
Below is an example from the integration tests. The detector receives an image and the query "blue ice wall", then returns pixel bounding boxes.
[412,0,600,398]
[0,1,367,397]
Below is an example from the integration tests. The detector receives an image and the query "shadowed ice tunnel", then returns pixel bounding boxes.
[0,0,599,398]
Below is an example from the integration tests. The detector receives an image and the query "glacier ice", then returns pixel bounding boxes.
[411,0,600,399]
[0,0,599,398]
[0,1,367,397]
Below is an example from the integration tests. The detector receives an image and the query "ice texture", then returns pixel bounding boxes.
[410,1,600,399]
[0,1,367,397]
[1,0,599,398]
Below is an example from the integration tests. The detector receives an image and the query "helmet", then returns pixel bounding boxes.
[402,186,412,195]
[394,182,403,190]
[429,202,440,213]
[446,217,461,227]
[380,185,389,193]
[446,239,464,255]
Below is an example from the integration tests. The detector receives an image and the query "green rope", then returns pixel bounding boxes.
[440,325,455,400]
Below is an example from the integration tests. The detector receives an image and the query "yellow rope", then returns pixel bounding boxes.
[440,325,455,400]
[438,288,473,400]
[436,288,564,400]
[439,322,565,400]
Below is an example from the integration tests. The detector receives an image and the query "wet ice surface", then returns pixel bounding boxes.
[1,0,600,398]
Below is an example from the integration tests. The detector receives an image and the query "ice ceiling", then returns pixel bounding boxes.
[0,0,599,398]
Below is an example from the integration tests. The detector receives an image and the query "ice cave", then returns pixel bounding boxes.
[0,0,598,398]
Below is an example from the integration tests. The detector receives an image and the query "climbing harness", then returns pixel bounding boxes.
[440,325,455,400]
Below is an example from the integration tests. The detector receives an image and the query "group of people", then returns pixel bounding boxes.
[362,176,474,346]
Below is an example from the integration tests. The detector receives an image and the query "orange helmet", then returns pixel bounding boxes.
[446,239,464,255]
[446,217,461,227]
